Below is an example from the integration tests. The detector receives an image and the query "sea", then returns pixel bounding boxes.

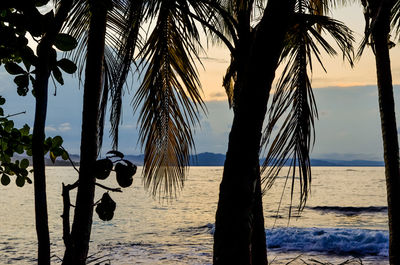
[0,167,389,264]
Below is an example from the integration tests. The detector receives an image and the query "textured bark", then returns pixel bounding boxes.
[62,2,107,264]
[371,0,400,264]
[213,0,295,264]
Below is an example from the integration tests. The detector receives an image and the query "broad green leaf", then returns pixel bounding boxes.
[52,66,64,85]
[51,147,63,157]
[15,176,25,187]
[20,159,29,169]
[52,136,63,147]
[15,145,24,154]
[26,149,32,156]
[54,34,77,52]
[4,120,14,132]
[0,96,5,105]
[14,75,29,88]
[5,62,25,75]
[1,174,10,186]
[61,150,69,160]
[44,137,52,150]
[21,47,36,71]
[57,58,77,74]
[20,169,28,177]
[11,128,21,139]
[17,86,29,96]
[20,124,30,136]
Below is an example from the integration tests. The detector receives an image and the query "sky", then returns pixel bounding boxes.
[1,3,400,161]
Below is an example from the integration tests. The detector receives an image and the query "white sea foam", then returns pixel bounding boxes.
[266,227,389,256]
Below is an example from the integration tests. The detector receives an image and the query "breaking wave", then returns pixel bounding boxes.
[266,227,388,256]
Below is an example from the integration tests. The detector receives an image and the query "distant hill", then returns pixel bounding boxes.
[14,153,385,167]
[124,152,226,166]
[124,153,384,167]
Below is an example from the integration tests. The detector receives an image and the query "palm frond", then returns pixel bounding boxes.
[133,0,206,197]
[109,0,145,149]
[201,0,238,49]
[392,0,400,37]
[262,39,316,213]
[62,0,145,151]
[261,11,354,213]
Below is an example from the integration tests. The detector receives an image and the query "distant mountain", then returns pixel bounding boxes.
[190,152,226,166]
[123,153,226,166]
[123,153,384,167]
[262,157,384,167]
[312,159,384,167]
[15,153,384,167]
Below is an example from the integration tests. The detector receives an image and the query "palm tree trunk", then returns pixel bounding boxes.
[32,42,51,265]
[62,2,107,264]
[213,1,295,264]
[372,1,400,263]
[250,177,267,264]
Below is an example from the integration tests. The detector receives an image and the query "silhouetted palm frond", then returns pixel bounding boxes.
[133,0,207,197]
[61,0,140,151]
[392,0,400,35]
[261,10,354,213]
[108,0,145,149]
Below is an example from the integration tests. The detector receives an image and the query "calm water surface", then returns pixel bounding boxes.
[0,167,389,264]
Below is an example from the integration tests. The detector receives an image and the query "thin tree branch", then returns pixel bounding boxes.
[3,111,26,118]
[95,182,122,193]
[60,146,80,174]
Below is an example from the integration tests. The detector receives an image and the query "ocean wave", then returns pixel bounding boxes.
[266,227,388,256]
[207,225,388,256]
[308,206,387,215]
[175,223,214,236]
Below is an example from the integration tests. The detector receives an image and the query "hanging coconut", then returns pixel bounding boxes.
[115,161,137,188]
[94,158,113,180]
[95,192,116,221]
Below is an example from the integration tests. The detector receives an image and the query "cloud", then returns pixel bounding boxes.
[199,57,229,64]
[45,126,57,132]
[45,123,71,132]
[209,92,226,98]
[58,122,71,132]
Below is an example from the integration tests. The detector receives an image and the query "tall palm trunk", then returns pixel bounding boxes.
[371,0,400,263]
[32,41,52,265]
[62,1,107,264]
[213,1,295,264]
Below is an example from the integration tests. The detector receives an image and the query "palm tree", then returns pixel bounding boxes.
[206,0,353,263]
[61,0,211,263]
[262,0,353,216]
[359,0,400,263]
[210,1,297,263]
[61,1,110,263]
